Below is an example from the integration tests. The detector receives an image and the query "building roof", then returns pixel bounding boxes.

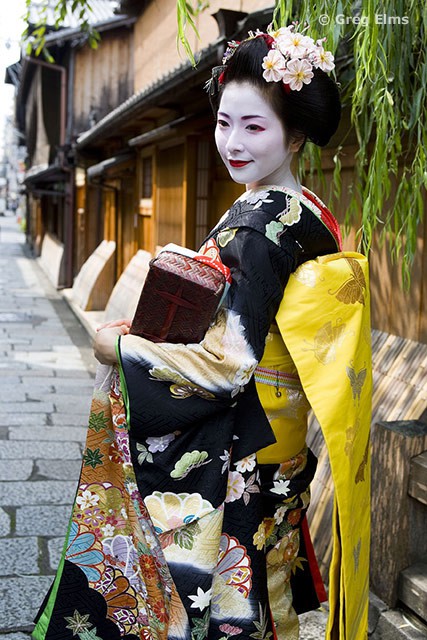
[87,152,133,178]
[28,0,123,30]
[43,16,136,47]
[74,6,276,150]
[25,0,134,48]
[24,163,69,192]
[76,38,224,149]
[4,62,22,88]
[6,1,135,134]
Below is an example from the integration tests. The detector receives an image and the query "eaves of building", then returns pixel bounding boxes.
[42,14,136,47]
[74,6,276,152]
[75,37,226,152]
[27,0,125,31]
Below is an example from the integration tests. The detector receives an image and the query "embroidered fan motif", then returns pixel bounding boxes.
[144,491,214,534]
[216,533,252,598]
[65,522,105,582]
[303,320,349,365]
[170,383,216,400]
[355,438,370,484]
[149,367,215,400]
[328,257,366,305]
[346,362,367,403]
[98,566,138,629]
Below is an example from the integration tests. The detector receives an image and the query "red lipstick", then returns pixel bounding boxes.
[229,160,252,168]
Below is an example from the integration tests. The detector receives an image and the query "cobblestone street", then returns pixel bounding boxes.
[0,215,327,638]
[0,216,95,636]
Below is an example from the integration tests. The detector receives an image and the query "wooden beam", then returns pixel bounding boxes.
[398,563,427,622]
[370,420,427,606]
[409,451,427,506]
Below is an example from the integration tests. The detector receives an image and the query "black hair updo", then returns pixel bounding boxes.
[209,35,341,147]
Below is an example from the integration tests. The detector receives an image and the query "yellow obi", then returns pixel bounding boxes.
[255,326,310,464]
[276,252,372,640]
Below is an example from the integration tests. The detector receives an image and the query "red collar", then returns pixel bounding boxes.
[302,187,343,250]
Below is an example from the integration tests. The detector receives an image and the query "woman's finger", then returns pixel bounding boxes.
[96,318,132,332]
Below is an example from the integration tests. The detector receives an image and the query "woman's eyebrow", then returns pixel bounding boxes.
[217,112,266,120]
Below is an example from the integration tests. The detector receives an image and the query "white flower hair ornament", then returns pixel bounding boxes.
[222,23,335,93]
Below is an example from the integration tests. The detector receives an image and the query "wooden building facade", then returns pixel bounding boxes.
[8,2,136,287]
[8,0,427,341]
[73,2,289,302]
[74,0,427,343]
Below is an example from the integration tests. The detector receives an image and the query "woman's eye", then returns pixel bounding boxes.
[246,124,264,131]
[217,119,229,127]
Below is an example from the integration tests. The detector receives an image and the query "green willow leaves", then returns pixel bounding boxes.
[176,1,210,66]
[23,0,100,62]
[272,1,427,284]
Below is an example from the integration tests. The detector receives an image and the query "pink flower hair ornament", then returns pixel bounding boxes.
[222,23,335,93]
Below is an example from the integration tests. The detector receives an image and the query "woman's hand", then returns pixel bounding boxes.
[96,318,132,332]
[93,320,131,365]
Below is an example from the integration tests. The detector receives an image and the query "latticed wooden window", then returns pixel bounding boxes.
[195,139,210,249]
[142,156,152,198]
[139,156,153,217]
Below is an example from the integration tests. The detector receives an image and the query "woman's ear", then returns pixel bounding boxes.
[289,135,306,153]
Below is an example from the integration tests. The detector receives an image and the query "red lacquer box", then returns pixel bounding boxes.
[130,246,230,344]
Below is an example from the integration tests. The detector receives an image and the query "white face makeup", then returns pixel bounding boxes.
[215,81,298,190]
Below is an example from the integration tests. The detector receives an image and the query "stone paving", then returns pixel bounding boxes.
[0,215,328,638]
[0,216,95,636]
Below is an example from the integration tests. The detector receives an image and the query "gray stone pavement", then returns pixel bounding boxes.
[0,216,95,636]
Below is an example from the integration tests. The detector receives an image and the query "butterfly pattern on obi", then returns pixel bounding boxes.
[329,257,367,305]
[355,437,370,484]
[346,362,367,403]
[303,319,350,365]
[344,417,360,460]
[353,538,362,574]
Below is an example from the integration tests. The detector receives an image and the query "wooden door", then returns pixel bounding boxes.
[119,174,137,275]
[155,144,184,248]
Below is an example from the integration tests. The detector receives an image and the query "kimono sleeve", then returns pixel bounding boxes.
[116,226,300,434]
